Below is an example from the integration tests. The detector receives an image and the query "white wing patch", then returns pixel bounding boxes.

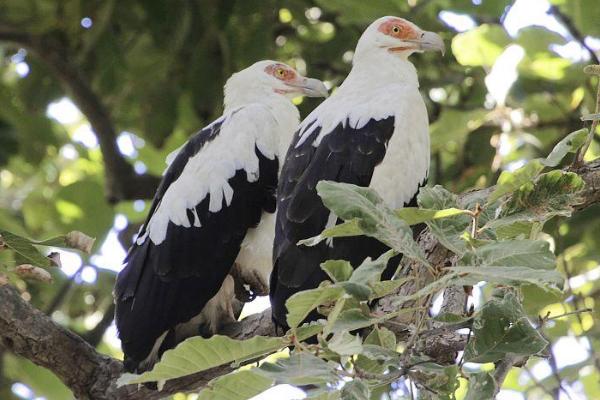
[296,84,404,148]
[141,104,285,246]
[296,81,430,210]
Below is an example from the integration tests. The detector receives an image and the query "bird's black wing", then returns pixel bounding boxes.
[271,116,397,326]
[114,113,278,370]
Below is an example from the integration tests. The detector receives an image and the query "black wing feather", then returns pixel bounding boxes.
[115,118,278,370]
[271,117,398,327]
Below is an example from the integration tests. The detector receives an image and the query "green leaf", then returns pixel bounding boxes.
[299,219,362,246]
[464,292,548,363]
[197,370,273,400]
[349,250,396,286]
[464,372,497,400]
[321,260,353,282]
[294,322,325,342]
[484,171,584,237]
[417,186,471,255]
[542,129,588,167]
[330,308,375,333]
[450,265,563,288]
[451,24,510,67]
[453,239,562,289]
[328,331,363,356]
[306,391,342,400]
[117,335,286,385]
[342,380,371,400]
[339,282,372,300]
[286,285,345,328]
[433,312,472,325]
[395,207,470,225]
[458,239,556,270]
[0,229,52,267]
[369,277,411,300]
[355,326,398,374]
[316,181,430,267]
[258,353,339,386]
[412,364,460,398]
[488,160,544,204]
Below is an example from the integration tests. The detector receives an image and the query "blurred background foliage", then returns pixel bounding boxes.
[0,0,599,399]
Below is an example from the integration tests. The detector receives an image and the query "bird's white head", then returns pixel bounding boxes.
[355,16,445,61]
[224,60,328,111]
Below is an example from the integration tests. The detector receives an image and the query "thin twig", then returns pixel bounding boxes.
[524,365,560,400]
[548,6,600,64]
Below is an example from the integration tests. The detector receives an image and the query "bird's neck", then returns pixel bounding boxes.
[344,50,419,89]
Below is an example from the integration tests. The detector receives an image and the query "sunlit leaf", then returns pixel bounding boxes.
[117,335,286,385]
[197,370,273,400]
[286,285,345,328]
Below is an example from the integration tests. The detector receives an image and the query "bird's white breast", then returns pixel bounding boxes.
[369,86,430,209]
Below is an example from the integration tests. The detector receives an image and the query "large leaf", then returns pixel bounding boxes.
[417,186,470,255]
[542,129,588,167]
[458,239,556,270]
[355,326,397,374]
[453,239,562,288]
[258,353,340,386]
[464,372,497,400]
[117,335,286,385]
[0,229,52,268]
[197,370,273,400]
[321,259,353,283]
[395,207,470,225]
[464,292,548,363]
[341,379,371,400]
[328,331,363,356]
[286,285,345,328]
[450,265,563,288]
[488,160,544,204]
[316,181,430,267]
[298,219,363,247]
[329,308,376,333]
[484,171,584,238]
[348,250,395,286]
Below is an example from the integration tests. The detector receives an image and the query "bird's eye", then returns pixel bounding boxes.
[276,68,285,77]
[392,25,401,34]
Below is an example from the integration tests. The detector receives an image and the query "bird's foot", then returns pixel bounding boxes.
[230,263,269,302]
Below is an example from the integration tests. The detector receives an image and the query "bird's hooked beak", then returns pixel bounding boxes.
[389,31,445,55]
[409,31,445,55]
[285,77,329,98]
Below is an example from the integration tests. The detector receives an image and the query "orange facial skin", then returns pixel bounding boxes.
[264,63,297,82]
[377,18,421,53]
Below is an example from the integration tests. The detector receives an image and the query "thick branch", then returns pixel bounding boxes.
[0,30,160,203]
[0,159,599,399]
[0,285,122,400]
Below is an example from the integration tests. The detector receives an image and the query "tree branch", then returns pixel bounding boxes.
[0,285,122,400]
[0,30,160,203]
[1,159,599,399]
[548,6,600,65]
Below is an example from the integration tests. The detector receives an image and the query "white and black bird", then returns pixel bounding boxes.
[271,17,445,329]
[114,60,327,372]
